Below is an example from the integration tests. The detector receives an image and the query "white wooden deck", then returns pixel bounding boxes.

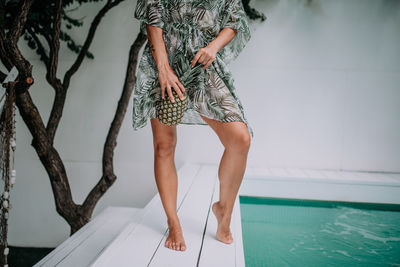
[90,163,245,267]
[33,206,144,267]
[34,163,245,267]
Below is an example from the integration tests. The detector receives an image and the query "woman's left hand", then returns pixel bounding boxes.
[191,44,218,69]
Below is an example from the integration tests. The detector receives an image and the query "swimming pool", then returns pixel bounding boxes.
[239,196,400,267]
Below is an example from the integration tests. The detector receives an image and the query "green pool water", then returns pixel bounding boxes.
[239,196,400,267]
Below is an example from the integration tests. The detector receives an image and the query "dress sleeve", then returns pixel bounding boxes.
[218,0,251,65]
[134,0,166,34]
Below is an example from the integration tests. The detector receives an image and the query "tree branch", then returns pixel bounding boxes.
[2,0,35,77]
[0,0,10,70]
[62,0,124,89]
[15,89,79,227]
[81,31,147,214]
[48,0,62,86]
[0,33,12,71]
[0,0,29,71]
[45,0,124,143]
[7,0,35,43]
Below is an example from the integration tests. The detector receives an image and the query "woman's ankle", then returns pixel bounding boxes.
[167,216,181,227]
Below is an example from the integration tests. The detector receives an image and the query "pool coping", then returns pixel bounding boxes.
[240,171,400,205]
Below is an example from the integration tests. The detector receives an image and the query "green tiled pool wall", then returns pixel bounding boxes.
[239,195,400,211]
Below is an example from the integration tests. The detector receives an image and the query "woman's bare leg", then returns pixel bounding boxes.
[200,115,251,244]
[150,117,186,251]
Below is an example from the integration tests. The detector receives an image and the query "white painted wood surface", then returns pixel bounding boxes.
[33,206,143,267]
[91,163,246,267]
[198,178,246,267]
[90,163,201,266]
[148,165,218,266]
[33,163,247,267]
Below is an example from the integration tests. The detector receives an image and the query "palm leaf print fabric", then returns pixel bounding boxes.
[132,0,254,138]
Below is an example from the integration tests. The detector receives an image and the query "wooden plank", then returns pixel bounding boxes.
[88,221,138,265]
[34,207,142,267]
[59,208,143,267]
[148,164,218,266]
[233,194,246,267]
[143,162,202,211]
[198,178,236,267]
[34,207,115,266]
[90,163,202,267]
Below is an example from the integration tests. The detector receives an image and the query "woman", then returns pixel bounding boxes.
[132,0,253,251]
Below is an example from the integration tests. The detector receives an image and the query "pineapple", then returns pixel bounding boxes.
[155,51,205,126]
[156,90,188,125]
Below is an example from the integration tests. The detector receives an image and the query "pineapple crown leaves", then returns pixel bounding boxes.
[172,51,207,88]
[151,50,207,91]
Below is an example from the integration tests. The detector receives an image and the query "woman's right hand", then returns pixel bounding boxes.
[157,64,186,103]
[144,24,185,102]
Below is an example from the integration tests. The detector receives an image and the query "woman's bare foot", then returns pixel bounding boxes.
[212,201,234,244]
[165,218,187,251]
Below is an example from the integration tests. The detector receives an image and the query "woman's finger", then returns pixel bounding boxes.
[191,51,199,67]
[176,79,186,93]
[173,83,185,100]
[173,78,186,98]
[166,84,175,102]
[160,83,166,99]
[198,53,208,65]
[191,48,206,67]
[202,58,214,69]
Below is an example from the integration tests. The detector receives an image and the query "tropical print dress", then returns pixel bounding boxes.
[132,0,254,138]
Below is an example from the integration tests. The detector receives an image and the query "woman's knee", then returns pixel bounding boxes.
[225,128,251,152]
[153,136,177,157]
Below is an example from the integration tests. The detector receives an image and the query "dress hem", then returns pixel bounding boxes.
[132,111,254,139]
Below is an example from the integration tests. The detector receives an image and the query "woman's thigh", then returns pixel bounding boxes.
[150,118,177,150]
[199,115,251,149]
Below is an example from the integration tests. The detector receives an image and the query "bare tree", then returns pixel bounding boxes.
[0,0,145,235]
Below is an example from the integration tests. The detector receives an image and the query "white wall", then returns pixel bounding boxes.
[3,0,399,247]
[241,0,400,172]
